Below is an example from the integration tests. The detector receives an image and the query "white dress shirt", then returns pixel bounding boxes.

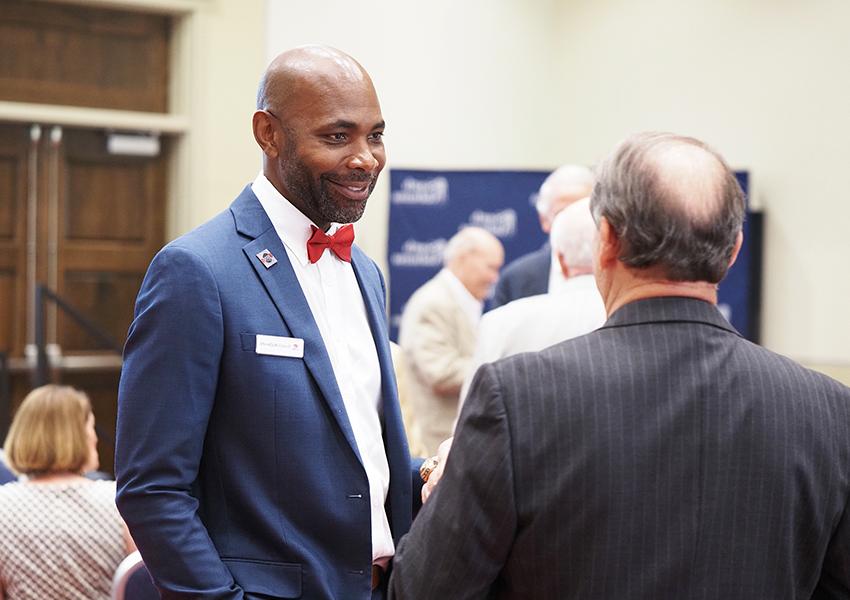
[252,173,394,564]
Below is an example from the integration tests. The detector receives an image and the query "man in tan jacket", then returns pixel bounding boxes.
[398,227,503,456]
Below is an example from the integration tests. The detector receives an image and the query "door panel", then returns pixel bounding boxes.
[0,0,169,112]
[0,155,20,238]
[57,128,166,356]
[0,125,30,356]
[66,161,149,242]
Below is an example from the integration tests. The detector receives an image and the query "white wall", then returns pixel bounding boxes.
[552,0,850,365]
[168,0,265,238]
[261,0,850,371]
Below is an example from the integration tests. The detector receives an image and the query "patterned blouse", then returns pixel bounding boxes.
[0,479,126,600]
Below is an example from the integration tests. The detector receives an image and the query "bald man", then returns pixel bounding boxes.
[390,132,850,599]
[116,47,417,599]
[398,227,503,456]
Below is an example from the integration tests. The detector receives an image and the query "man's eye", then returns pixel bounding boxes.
[369,132,384,143]
[327,133,347,142]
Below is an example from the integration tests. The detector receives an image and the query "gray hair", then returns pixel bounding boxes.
[550,197,596,270]
[590,131,745,283]
[443,227,498,265]
[536,165,595,216]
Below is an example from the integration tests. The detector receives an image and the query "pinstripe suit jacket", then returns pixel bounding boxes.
[389,297,850,600]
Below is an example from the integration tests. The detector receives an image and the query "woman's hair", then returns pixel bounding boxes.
[3,384,93,476]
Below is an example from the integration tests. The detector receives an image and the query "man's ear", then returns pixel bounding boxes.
[252,110,281,158]
[597,217,620,268]
[727,230,744,269]
[557,252,570,279]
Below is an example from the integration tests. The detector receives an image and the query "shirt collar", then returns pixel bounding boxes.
[551,272,597,294]
[547,248,562,293]
[251,172,344,267]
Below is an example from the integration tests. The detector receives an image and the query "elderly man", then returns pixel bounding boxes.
[398,227,503,456]
[116,46,418,599]
[491,164,594,308]
[458,197,606,406]
[390,132,850,599]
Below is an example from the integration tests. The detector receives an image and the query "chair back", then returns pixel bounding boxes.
[111,551,159,600]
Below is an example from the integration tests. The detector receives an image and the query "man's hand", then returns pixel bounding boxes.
[421,437,452,503]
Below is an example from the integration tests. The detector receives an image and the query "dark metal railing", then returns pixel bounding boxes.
[32,284,122,448]
[32,284,123,387]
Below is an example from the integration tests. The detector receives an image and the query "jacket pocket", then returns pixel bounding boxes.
[222,558,302,598]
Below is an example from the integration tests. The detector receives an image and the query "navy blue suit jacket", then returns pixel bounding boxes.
[491,244,550,309]
[116,186,415,599]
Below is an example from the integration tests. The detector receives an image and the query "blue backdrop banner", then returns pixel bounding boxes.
[387,169,759,342]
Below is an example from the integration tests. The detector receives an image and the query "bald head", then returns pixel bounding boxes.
[643,139,728,223]
[257,46,373,115]
[444,227,505,301]
[590,132,745,283]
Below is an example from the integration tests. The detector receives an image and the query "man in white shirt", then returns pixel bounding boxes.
[398,227,503,456]
[459,198,606,406]
[116,46,418,599]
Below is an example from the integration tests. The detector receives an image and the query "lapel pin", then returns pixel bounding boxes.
[256,249,278,269]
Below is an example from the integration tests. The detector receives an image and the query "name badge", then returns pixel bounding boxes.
[256,334,304,358]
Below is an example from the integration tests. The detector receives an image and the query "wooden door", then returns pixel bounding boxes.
[55,127,166,474]
[0,122,167,474]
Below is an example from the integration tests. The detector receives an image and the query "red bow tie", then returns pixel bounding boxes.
[306,224,354,264]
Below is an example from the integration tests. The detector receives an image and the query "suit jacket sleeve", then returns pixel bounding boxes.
[115,245,241,598]
[403,299,472,396]
[389,363,517,599]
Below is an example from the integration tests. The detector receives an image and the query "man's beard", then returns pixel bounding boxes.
[280,155,375,225]
[317,174,374,224]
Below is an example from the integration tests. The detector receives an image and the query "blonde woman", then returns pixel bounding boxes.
[0,385,135,600]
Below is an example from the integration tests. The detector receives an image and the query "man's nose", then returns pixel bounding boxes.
[346,141,379,171]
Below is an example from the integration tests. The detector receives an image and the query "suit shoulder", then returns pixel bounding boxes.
[738,338,850,398]
[164,209,236,256]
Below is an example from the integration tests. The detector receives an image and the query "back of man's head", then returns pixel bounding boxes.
[590,132,745,283]
[550,197,596,277]
[536,165,595,233]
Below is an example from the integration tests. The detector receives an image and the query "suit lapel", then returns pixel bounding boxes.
[350,247,403,434]
[232,188,362,463]
[351,246,412,537]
